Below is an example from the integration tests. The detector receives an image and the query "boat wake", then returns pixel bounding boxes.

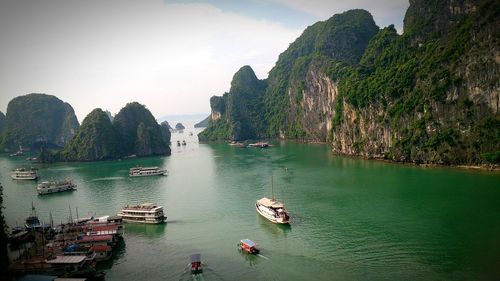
[91,176,125,181]
[257,254,270,260]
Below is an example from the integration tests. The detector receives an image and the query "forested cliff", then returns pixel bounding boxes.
[200,0,499,165]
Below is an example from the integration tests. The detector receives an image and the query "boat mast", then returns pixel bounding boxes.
[271,174,275,201]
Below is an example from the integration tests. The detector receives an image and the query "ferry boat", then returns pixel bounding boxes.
[11,168,38,180]
[117,203,166,224]
[37,179,77,195]
[238,239,260,254]
[129,166,168,177]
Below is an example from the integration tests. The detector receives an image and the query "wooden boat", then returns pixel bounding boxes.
[238,239,260,254]
[190,253,202,274]
[255,176,290,224]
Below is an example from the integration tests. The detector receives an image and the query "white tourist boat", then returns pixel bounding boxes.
[11,168,38,180]
[117,203,166,224]
[255,176,290,224]
[255,197,290,224]
[37,179,77,195]
[129,166,168,177]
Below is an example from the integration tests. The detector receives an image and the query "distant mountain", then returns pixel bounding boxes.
[158,113,210,123]
[194,115,210,128]
[175,123,185,130]
[160,121,172,144]
[1,93,79,151]
[41,102,171,162]
[200,1,500,165]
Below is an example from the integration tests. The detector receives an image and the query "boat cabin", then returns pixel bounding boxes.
[239,239,259,254]
[190,253,202,274]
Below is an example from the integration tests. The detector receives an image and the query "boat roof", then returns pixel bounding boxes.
[46,255,86,264]
[122,203,161,210]
[257,197,284,208]
[190,254,201,262]
[241,239,256,247]
[79,234,113,242]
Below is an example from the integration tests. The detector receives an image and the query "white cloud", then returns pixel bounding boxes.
[0,0,302,121]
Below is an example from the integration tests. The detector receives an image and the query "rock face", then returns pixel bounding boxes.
[200,2,499,165]
[160,121,172,144]
[0,112,6,136]
[113,102,170,157]
[194,115,210,128]
[1,93,79,150]
[57,109,122,161]
[199,65,267,141]
[44,102,171,162]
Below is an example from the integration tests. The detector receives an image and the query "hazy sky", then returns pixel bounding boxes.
[0,0,409,122]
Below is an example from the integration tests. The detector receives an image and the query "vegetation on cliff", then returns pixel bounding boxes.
[194,115,210,128]
[328,0,499,164]
[199,65,267,141]
[57,109,122,161]
[200,1,499,165]
[0,94,79,151]
[41,102,170,162]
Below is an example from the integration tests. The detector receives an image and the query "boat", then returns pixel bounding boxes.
[117,203,166,224]
[129,166,168,177]
[255,177,290,224]
[229,141,245,147]
[248,142,272,148]
[37,179,77,195]
[190,254,202,274]
[238,239,260,254]
[11,167,38,180]
[25,203,43,230]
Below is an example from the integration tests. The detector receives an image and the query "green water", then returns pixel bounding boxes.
[1,127,499,280]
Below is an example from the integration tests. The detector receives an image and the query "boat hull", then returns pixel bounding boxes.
[37,185,76,195]
[118,216,166,224]
[255,204,289,224]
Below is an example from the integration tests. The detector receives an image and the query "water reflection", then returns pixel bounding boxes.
[257,215,291,237]
[124,223,167,238]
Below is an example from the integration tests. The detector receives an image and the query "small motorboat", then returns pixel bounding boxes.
[238,239,260,254]
[190,253,202,274]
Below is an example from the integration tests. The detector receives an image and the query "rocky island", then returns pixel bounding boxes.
[199,2,499,166]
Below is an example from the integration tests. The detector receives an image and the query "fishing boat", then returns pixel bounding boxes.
[117,203,166,224]
[11,167,38,180]
[190,254,202,274]
[238,239,260,254]
[255,177,290,224]
[37,179,77,195]
[129,166,168,177]
[24,203,43,231]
